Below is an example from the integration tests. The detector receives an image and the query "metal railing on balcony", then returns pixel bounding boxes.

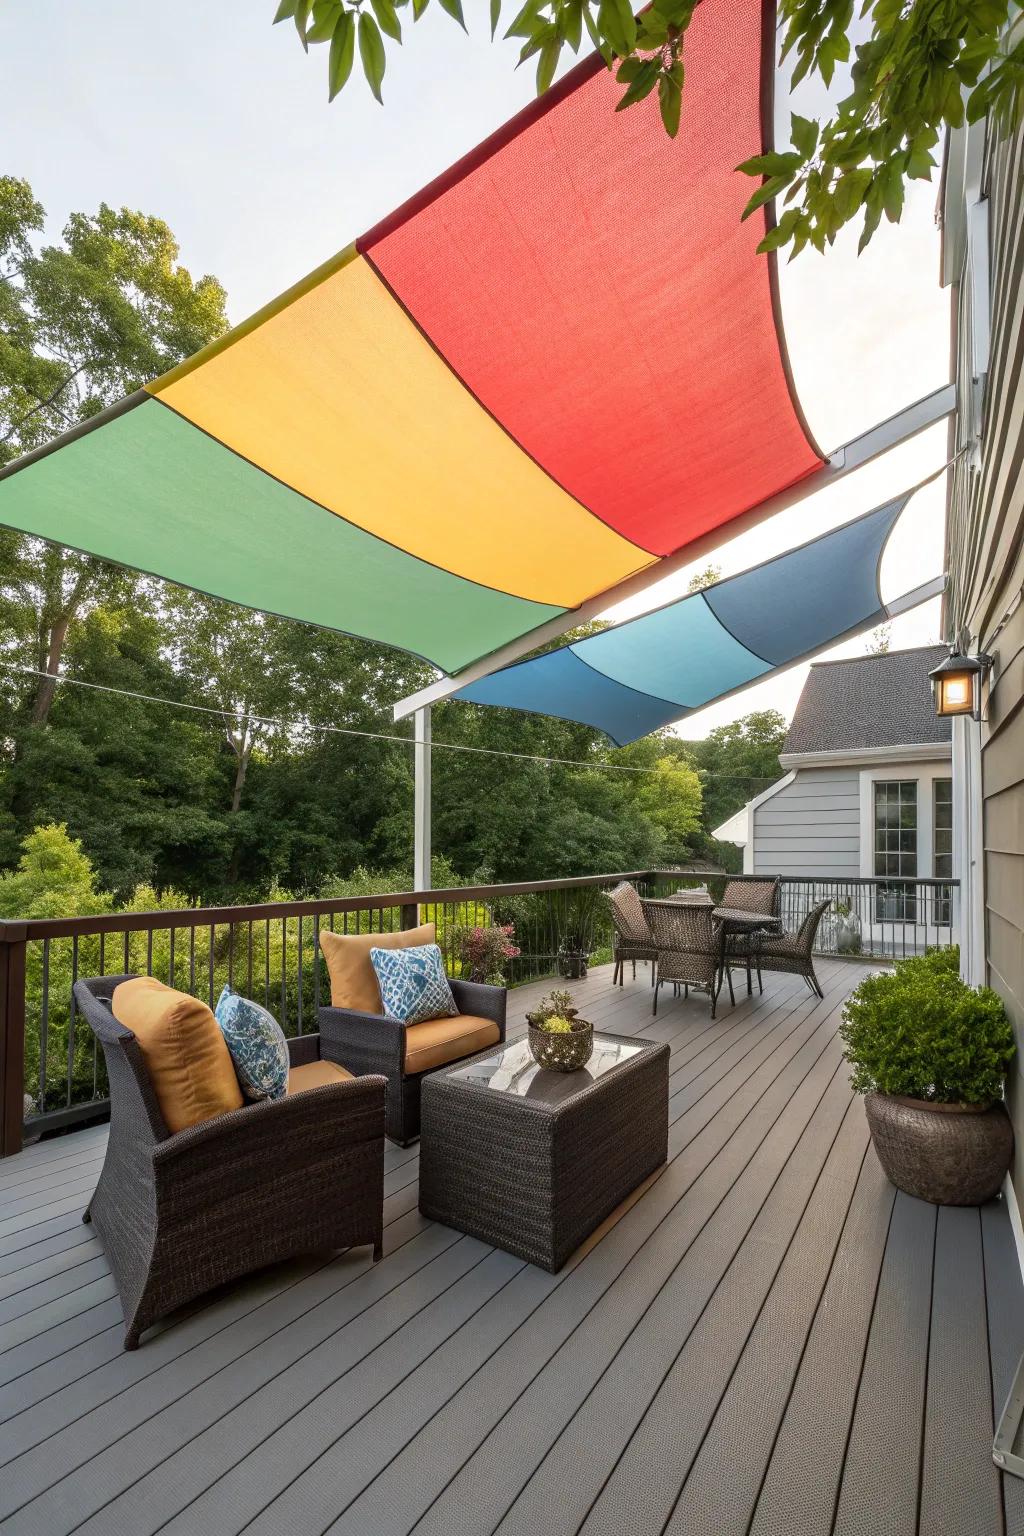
[0,869,958,1156]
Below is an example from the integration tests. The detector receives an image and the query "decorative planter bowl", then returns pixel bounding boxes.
[528,1019,594,1073]
[865,1092,1013,1205]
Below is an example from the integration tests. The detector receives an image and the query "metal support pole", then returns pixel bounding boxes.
[414,705,432,894]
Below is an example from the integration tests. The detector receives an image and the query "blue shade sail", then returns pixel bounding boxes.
[456,649,683,742]
[578,590,772,706]
[703,495,905,665]
[454,497,908,745]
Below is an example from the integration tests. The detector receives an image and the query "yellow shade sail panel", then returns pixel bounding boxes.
[150,254,653,609]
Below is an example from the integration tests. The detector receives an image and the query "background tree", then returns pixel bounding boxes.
[686,564,722,594]
[0,177,228,733]
[273,0,1022,257]
[686,708,788,853]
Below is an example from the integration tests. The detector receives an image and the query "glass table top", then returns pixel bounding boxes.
[448,1033,647,1103]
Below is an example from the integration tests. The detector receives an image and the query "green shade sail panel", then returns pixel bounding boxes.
[0,398,560,672]
[454,497,908,743]
[0,0,825,676]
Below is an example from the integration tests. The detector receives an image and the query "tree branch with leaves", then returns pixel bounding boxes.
[274,0,1023,254]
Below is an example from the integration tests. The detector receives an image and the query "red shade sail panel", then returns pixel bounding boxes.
[364,0,823,557]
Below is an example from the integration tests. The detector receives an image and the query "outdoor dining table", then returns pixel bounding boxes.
[711,905,783,1005]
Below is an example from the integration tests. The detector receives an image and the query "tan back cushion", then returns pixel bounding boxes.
[112,976,244,1134]
[319,922,436,1014]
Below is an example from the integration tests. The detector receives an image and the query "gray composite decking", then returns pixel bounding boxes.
[0,958,1021,1536]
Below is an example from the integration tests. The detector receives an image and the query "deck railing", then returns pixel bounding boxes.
[0,869,958,1155]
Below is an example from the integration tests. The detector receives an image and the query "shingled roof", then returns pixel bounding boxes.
[783,645,952,755]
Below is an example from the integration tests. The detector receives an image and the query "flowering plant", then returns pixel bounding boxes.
[454,923,520,986]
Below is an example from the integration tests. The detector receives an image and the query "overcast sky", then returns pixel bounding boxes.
[1,2,952,737]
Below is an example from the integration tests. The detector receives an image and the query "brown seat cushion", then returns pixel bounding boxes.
[404,1014,501,1075]
[319,922,436,1014]
[111,976,244,1134]
[288,1059,353,1095]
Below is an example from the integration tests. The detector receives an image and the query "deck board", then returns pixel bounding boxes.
[0,960,1017,1536]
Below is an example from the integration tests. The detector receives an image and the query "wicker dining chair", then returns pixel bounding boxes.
[605,881,658,987]
[721,878,780,916]
[74,975,386,1350]
[641,898,726,1018]
[755,899,832,998]
[720,878,782,994]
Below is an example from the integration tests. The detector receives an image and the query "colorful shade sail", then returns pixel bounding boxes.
[0,0,823,674]
[454,497,907,743]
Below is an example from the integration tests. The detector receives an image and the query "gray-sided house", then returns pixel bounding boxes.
[715,646,956,948]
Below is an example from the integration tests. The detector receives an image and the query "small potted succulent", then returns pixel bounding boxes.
[841,946,1015,1204]
[525,989,594,1072]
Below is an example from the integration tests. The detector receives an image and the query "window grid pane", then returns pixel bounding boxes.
[874,780,918,921]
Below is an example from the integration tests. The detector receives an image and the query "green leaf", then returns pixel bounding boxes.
[658,65,683,137]
[583,4,615,65]
[790,112,818,159]
[294,0,314,49]
[328,10,356,98]
[882,161,905,222]
[597,0,635,57]
[307,1,342,43]
[735,150,804,177]
[437,0,467,30]
[412,0,430,17]
[562,0,583,51]
[273,0,299,22]
[739,174,787,221]
[615,57,661,108]
[833,166,872,217]
[358,11,387,100]
[490,0,502,38]
[536,36,560,91]
[370,0,403,41]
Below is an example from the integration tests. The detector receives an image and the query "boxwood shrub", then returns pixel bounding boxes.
[840,946,1015,1105]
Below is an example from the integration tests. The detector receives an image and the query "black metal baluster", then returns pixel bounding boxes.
[297,915,304,1034]
[38,939,49,1115]
[66,936,79,1107]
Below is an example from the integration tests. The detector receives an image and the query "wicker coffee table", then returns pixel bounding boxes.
[419,1031,669,1272]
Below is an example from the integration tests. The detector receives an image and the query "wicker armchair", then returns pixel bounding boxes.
[74,975,386,1351]
[755,899,831,997]
[605,881,658,987]
[641,898,726,1018]
[319,977,506,1145]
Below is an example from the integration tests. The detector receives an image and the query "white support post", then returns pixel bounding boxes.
[413,705,432,893]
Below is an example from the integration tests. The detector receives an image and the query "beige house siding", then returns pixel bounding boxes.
[945,113,1024,1191]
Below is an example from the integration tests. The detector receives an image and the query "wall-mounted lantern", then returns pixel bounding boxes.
[929,650,992,721]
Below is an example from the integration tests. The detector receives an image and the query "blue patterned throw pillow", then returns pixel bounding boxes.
[215,986,289,1101]
[370,943,457,1026]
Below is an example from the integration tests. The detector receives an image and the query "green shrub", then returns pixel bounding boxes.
[840,950,1014,1105]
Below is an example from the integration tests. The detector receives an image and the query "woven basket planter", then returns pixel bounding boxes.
[865,1092,1013,1205]
[528,1019,594,1072]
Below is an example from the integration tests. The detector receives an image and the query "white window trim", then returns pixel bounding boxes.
[858,760,954,883]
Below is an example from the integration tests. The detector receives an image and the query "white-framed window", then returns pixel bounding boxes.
[858,759,956,933]
[933,777,954,924]
[873,780,918,920]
